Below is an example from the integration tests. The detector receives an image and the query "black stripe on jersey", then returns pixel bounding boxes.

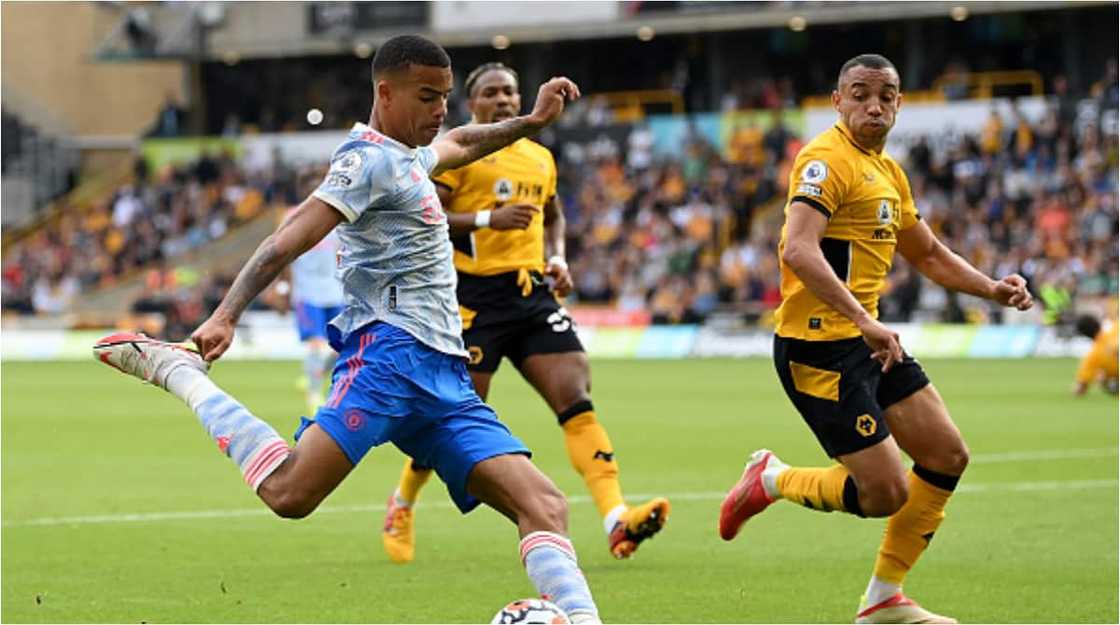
[820,237,851,282]
[793,196,833,219]
[451,232,475,257]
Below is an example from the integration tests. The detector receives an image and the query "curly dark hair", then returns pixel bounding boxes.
[464,62,519,97]
[1075,314,1102,339]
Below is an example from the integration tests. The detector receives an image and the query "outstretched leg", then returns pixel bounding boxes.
[94,333,352,518]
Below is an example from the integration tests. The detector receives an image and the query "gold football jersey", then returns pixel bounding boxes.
[775,122,920,341]
[1077,322,1119,383]
[433,138,558,276]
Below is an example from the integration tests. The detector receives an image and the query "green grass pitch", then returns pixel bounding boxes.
[2,358,1117,623]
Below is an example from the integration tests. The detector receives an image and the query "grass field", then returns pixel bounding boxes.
[2,357,1117,623]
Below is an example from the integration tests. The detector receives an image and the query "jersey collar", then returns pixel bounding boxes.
[350,122,419,155]
[834,120,882,157]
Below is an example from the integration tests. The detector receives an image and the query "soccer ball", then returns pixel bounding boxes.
[491,598,571,624]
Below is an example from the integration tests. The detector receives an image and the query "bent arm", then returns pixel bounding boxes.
[431,117,544,176]
[213,197,344,323]
[896,220,996,299]
[781,201,871,325]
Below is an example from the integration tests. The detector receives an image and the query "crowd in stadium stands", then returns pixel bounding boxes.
[2,66,1116,339]
[557,68,1118,326]
[0,149,293,317]
[556,110,795,326]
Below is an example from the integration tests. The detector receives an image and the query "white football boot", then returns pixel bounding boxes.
[856,593,958,624]
[93,332,208,389]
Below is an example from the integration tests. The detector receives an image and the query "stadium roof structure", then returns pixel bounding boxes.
[94,0,1100,63]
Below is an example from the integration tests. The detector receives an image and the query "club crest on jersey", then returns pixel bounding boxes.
[801,160,828,184]
[877,200,892,225]
[493,178,514,202]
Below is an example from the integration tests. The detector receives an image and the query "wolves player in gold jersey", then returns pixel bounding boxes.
[1073,314,1119,396]
[381,62,669,563]
[718,54,1033,624]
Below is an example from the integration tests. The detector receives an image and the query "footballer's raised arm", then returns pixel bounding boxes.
[432,77,580,175]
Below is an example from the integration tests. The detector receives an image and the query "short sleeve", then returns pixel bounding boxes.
[312,144,388,223]
[417,145,440,175]
[895,165,921,230]
[788,146,848,219]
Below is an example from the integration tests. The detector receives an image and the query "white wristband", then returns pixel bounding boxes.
[547,255,568,270]
[474,210,491,229]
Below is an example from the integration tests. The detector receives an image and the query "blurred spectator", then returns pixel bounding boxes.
[3,66,1116,336]
[2,151,275,319]
[148,92,186,138]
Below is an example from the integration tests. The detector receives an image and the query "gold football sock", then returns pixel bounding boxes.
[873,465,958,584]
[776,464,864,515]
[559,402,625,518]
[396,457,433,505]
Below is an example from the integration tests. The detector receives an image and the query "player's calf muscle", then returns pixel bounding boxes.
[518,486,568,534]
[256,457,336,519]
[258,470,319,519]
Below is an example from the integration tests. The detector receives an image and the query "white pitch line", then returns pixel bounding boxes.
[3,477,1115,529]
[970,447,1117,463]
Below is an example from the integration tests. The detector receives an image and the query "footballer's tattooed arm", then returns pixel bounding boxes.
[432,77,580,175]
[192,197,343,361]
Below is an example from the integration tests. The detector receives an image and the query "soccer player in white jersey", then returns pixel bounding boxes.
[93,35,601,622]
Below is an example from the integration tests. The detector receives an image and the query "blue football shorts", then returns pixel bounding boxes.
[294,321,530,513]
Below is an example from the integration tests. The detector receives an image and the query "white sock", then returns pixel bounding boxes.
[863,575,901,607]
[393,488,413,509]
[602,504,626,534]
[520,532,598,622]
[166,366,221,409]
[164,366,290,492]
[761,463,786,500]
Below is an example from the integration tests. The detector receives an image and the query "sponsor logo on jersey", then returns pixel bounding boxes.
[796,183,823,197]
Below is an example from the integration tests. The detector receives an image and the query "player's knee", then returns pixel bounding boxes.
[923,440,970,476]
[861,476,909,517]
[943,442,970,475]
